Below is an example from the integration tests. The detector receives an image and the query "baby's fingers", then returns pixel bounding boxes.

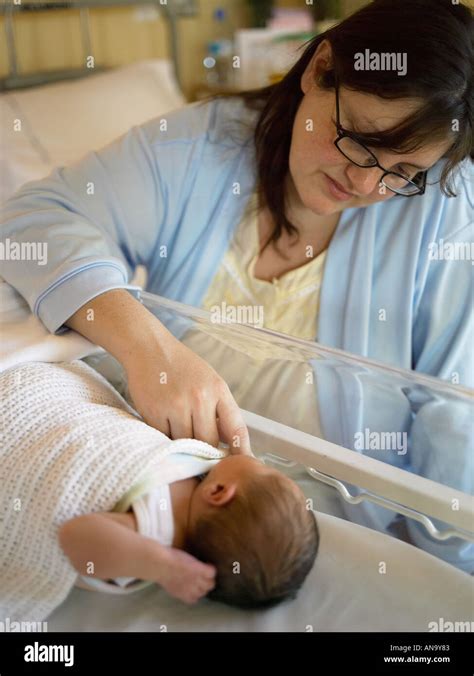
[200,563,217,580]
[183,590,206,605]
[199,576,216,593]
[188,578,215,604]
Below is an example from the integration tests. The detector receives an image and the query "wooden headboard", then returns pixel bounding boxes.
[0,0,198,91]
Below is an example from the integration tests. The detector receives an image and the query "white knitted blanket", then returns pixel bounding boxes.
[0,359,226,622]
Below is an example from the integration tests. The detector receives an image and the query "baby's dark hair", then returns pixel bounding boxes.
[185,471,319,609]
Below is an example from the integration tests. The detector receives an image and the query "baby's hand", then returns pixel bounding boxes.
[158,548,216,604]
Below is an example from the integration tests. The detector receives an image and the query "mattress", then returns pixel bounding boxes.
[47,465,474,632]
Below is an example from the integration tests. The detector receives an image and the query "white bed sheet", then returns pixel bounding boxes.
[47,474,474,632]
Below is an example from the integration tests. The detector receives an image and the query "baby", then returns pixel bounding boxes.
[59,453,320,609]
[1,357,318,612]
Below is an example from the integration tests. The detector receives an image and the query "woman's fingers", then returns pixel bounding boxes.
[191,398,220,447]
[216,392,253,456]
[140,410,171,438]
[168,408,194,440]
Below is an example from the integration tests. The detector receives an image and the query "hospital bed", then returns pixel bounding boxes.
[1,13,473,630]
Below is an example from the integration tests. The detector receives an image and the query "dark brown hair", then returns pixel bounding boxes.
[185,472,319,609]
[198,0,473,244]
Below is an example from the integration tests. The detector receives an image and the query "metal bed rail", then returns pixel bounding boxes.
[243,408,474,543]
[137,291,474,543]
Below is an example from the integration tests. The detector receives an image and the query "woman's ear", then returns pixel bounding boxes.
[301,40,333,94]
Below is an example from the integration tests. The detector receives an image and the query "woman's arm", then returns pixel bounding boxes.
[58,511,216,604]
[65,288,252,454]
[0,117,251,453]
[0,123,162,335]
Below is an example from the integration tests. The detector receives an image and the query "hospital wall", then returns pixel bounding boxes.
[0,0,369,100]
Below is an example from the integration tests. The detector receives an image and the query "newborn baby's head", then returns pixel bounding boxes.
[185,455,319,609]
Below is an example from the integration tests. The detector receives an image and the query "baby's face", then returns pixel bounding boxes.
[188,454,304,525]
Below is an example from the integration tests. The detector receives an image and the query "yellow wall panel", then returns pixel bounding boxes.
[0,1,369,98]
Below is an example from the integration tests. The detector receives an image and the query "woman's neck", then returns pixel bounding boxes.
[256,175,341,271]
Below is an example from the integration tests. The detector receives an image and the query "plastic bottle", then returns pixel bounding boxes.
[203,8,234,87]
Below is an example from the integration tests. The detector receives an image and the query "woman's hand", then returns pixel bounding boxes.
[66,289,252,455]
[156,548,216,605]
[126,333,252,455]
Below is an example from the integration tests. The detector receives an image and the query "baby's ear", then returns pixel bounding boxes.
[203,481,237,507]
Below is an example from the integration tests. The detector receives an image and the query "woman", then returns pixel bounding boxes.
[1,0,472,458]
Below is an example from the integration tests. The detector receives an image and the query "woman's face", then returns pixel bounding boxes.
[289,42,452,216]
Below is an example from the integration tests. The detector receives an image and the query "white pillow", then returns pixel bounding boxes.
[0,59,186,204]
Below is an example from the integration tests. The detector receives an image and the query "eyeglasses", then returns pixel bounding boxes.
[333,77,427,197]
